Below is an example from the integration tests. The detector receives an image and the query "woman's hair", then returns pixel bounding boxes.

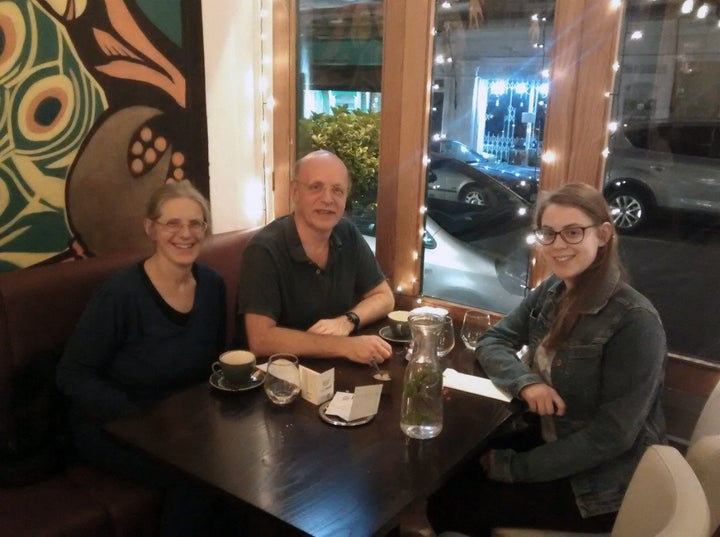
[146,180,211,227]
[534,182,624,349]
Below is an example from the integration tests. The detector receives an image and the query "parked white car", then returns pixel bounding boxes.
[360,216,528,313]
[604,120,720,232]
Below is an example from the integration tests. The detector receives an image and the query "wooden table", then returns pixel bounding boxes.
[106,325,517,536]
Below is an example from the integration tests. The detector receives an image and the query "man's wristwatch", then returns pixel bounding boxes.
[344,311,360,334]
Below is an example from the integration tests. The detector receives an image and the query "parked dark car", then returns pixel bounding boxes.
[429,139,539,202]
[425,157,534,227]
[604,120,720,232]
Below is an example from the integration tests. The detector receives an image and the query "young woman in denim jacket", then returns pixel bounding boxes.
[428,183,666,535]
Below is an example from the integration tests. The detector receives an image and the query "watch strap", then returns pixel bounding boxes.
[344,311,360,333]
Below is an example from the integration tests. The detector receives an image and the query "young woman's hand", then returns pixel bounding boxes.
[519,383,566,416]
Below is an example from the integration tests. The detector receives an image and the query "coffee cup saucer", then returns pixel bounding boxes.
[378,325,411,344]
[209,371,264,392]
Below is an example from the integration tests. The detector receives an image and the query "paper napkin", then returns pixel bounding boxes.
[442,368,512,402]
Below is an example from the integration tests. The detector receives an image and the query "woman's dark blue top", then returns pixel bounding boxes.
[57,262,226,423]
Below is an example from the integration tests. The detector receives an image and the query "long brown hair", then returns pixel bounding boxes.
[535,183,624,349]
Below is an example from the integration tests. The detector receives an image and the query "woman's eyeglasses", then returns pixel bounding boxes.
[534,225,596,245]
[154,219,208,233]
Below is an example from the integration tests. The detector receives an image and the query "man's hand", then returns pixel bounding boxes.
[307,316,353,336]
[342,335,392,365]
[519,383,566,416]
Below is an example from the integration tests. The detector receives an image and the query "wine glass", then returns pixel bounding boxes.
[461,310,492,351]
[437,315,455,359]
[264,354,301,405]
[435,315,455,371]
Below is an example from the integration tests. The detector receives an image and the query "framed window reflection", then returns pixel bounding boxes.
[422,1,555,313]
[606,0,720,362]
[296,0,382,218]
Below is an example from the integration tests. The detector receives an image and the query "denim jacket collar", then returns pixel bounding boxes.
[545,265,622,316]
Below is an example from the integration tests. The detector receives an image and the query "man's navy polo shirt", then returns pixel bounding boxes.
[237,214,386,331]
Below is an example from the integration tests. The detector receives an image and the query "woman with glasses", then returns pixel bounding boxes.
[428,183,666,535]
[57,181,228,535]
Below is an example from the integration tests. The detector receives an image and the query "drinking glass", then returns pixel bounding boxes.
[264,354,301,405]
[437,316,455,358]
[461,310,492,351]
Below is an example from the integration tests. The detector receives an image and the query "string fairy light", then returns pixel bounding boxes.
[258,0,273,218]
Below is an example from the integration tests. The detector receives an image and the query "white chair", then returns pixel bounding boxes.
[491,445,710,537]
[686,382,720,537]
[690,379,720,446]
[686,434,720,537]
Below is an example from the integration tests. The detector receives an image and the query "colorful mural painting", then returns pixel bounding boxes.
[0,0,208,272]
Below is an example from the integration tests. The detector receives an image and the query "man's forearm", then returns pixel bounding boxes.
[248,324,352,358]
[350,281,395,328]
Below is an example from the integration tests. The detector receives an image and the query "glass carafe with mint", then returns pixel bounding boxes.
[400,313,443,439]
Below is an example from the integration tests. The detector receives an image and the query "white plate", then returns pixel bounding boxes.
[209,371,264,392]
[318,401,375,427]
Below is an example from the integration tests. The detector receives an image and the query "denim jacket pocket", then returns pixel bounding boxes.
[554,344,603,414]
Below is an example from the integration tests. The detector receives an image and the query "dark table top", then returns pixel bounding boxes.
[106,324,516,537]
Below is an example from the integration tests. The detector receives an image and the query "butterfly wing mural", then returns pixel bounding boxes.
[0,0,207,270]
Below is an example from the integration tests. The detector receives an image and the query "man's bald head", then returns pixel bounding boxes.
[293,150,350,187]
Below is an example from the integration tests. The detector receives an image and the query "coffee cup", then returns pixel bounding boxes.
[212,350,256,386]
[388,310,411,339]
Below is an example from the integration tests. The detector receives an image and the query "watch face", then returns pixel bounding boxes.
[346,312,360,329]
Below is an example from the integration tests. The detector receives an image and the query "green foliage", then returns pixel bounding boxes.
[298,105,380,205]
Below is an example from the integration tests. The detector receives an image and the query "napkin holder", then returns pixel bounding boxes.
[300,365,334,405]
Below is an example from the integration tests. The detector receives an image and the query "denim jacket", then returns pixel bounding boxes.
[477,269,667,517]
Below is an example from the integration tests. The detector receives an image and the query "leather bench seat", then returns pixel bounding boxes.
[0,228,259,536]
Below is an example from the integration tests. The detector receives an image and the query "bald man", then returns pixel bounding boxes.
[237,150,394,364]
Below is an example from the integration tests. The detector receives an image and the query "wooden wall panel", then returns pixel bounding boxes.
[567,0,622,188]
[530,0,622,288]
[272,0,295,217]
[538,0,586,193]
[375,0,435,294]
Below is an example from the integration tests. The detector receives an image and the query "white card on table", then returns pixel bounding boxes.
[325,384,383,421]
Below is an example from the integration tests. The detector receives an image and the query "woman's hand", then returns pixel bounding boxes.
[519,383,566,416]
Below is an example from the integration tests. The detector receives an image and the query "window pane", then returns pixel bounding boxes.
[607,1,720,361]
[297,1,382,228]
[423,1,555,312]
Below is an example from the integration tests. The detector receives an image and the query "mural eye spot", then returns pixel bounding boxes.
[16,74,74,142]
[35,96,63,127]
[0,2,26,80]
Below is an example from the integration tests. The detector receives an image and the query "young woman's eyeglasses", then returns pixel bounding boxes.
[534,225,596,245]
[154,218,208,233]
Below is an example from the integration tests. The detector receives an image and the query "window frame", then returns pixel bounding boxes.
[272,0,621,302]
[271,0,720,383]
